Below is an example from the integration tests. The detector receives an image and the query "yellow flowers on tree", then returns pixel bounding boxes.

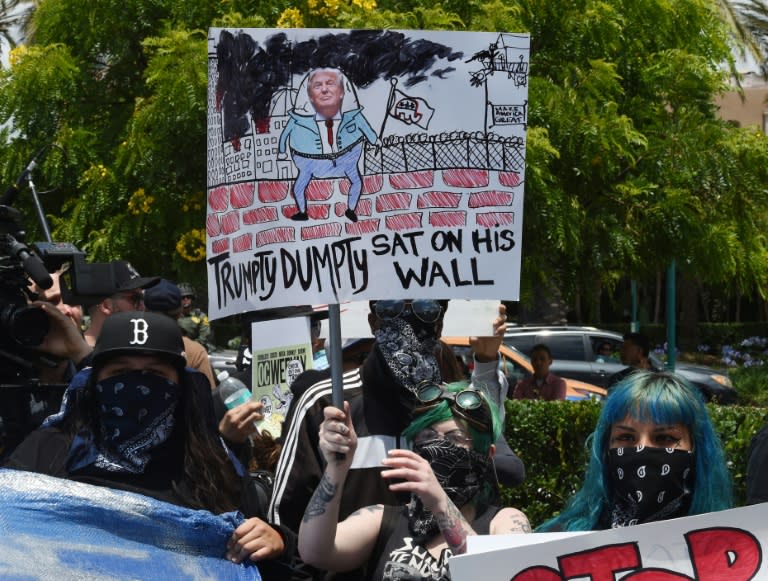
[0,0,766,336]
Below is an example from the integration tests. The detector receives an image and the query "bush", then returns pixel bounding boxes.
[730,366,768,406]
[501,400,768,528]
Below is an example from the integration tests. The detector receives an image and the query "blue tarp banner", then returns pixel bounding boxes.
[0,468,262,580]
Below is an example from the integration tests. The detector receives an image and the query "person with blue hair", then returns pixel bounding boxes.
[298,380,530,579]
[538,370,732,532]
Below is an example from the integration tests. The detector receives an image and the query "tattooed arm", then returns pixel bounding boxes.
[434,495,475,554]
[382,449,480,555]
[297,404,381,571]
[490,507,532,535]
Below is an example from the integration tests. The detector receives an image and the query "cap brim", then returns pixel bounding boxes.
[117,276,161,291]
[92,346,186,369]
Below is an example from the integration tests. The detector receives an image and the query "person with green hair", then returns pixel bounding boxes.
[538,370,733,532]
[298,381,530,580]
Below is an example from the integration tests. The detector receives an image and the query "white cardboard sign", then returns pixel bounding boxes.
[450,504,768,580]
[206,28,529,319]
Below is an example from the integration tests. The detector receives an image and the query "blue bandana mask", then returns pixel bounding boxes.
[67,370,179,475]
[95,370,178,445]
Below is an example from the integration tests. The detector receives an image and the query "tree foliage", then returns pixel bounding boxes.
[0,0,766,319]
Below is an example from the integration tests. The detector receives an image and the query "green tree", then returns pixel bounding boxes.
[1,0,767,335]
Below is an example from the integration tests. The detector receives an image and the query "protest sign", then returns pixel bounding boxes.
[250,317,312,437]
[450,504,768,580]
[0,469,261,580]
[206,28,529,319]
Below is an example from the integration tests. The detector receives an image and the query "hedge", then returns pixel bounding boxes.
[597,322,768,352]
[500,400,768,528]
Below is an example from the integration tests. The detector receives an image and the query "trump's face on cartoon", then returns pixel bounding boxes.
[308,69,344,118]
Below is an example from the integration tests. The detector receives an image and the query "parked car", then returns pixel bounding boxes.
[208,349,239,379]
[502,326,737,404]
[441,336,607,401]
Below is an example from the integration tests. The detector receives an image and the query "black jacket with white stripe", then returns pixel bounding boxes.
[268,345,525,535]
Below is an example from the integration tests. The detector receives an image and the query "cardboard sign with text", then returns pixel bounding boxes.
[450,504,768,580]
[250,317,312,437]
[206,28,529,319]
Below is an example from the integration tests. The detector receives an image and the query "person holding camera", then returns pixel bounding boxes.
[81,260,160,348]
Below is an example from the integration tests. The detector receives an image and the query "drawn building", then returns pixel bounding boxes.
[252,88,297,181]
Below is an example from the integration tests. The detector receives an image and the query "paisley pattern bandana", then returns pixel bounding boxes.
[374,317,441,394]
[67,371,179,474]
[607,446,694,527]
[407,438,491,539]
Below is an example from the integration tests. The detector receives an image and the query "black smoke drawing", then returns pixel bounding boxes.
[214,29,463,142]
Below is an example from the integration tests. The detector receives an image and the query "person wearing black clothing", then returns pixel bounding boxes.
[5,311,295,573]
[608,331,654,388]
[299,383,529,579]
[268,300,524,579]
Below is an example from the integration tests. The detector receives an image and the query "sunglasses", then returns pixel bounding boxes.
[113,291,144,309]
[413,383,491,432]
[373,300,443,324]
[413,428,473,448]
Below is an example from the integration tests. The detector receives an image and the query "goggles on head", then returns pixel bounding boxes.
[413,383,491,432]
[374,300,443,324]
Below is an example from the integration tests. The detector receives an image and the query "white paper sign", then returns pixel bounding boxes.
[450,504,768,580]
[206,28,529,319]
[250,317,312,437]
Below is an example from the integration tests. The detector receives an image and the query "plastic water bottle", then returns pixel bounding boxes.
[217,371,253,410]
[217,371,259,439]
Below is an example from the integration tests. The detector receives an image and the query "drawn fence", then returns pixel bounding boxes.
[363,132,525,176]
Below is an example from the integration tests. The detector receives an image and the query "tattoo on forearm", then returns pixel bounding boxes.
[303,473,338,523]
[436,500,469,554]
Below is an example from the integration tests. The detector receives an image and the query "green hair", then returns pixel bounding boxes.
[402,380,502,454]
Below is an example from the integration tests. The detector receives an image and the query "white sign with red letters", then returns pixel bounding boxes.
[450,504,767,580]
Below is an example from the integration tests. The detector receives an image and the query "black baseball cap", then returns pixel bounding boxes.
[112,261,160,293]
[93,311,186,368]
[144,279,182,312]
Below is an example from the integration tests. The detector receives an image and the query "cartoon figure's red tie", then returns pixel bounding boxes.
[325,119,334,147]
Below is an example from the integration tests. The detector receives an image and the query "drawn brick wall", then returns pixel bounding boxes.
[207,166,521,253]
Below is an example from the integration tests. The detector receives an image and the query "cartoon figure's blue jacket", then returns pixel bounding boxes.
[278,108,377,156]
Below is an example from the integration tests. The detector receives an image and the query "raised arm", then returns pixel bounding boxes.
[381,449,478,555]
[470,303,508,419]
[298,403,380,572]
[32,301,92,365]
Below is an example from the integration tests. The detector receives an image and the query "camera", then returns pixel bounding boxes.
[0,203,85,460]
[0,206,58,376]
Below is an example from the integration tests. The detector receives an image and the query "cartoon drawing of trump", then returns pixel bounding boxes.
[278,68,377,223]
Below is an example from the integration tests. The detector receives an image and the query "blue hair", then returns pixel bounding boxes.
[538,371,733,531]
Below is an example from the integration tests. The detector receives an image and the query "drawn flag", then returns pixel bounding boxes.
[388,90,435,129]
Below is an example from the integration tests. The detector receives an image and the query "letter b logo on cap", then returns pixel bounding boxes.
[129,318,149,345]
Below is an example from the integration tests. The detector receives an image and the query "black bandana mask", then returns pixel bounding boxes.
[406,438,491,539]
[607,446,694,528]
[374,317,441,394]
